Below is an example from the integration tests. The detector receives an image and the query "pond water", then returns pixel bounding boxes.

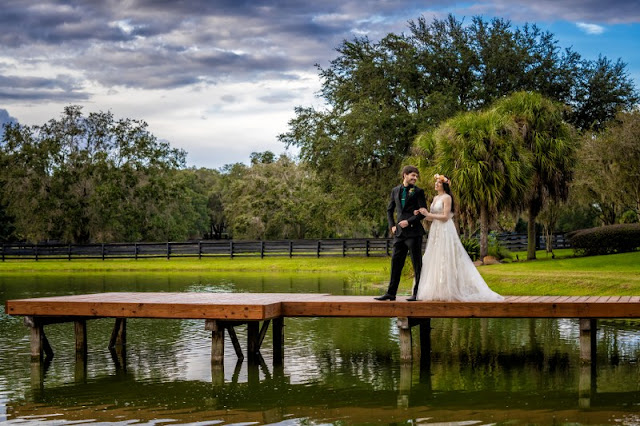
[1,272,639,425]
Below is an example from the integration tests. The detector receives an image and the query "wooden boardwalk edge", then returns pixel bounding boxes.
[6,293,640,319]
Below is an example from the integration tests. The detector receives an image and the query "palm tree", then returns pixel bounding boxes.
[494,92,577,260]
[432,109,532,259]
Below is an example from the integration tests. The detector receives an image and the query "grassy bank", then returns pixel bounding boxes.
[1,251,638,296]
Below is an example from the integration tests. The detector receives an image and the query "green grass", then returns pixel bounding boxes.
[1,251,638,296]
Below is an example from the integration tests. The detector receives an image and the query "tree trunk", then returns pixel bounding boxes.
[480,204,489,259]
[527,203,537,260]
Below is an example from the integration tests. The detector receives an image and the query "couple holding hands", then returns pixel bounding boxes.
[375,166,503,302]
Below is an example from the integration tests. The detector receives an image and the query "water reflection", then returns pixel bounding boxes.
[1,272,639,424]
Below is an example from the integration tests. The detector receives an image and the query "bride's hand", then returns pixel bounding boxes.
[418,207,429,216]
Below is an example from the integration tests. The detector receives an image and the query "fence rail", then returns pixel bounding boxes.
[0,233,570,261]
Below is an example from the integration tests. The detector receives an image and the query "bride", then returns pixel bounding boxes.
[413,174,503,302]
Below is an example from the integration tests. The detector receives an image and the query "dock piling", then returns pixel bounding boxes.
[579,318,597,363]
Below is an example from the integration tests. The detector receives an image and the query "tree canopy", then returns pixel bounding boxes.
[0,106,205,243]
[280,14,637,230]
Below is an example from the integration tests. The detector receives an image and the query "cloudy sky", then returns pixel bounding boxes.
[1,1,639,169]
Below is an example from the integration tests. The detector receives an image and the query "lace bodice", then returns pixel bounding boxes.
[430,197,445,214]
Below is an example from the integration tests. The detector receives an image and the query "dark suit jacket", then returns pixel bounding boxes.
[387,184,427,239]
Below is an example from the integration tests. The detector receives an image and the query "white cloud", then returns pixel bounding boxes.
[576,22,605,35]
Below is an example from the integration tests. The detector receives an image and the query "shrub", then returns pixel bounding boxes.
[461,237,480,261]
[488,232,514,260]
[568,224,640,256]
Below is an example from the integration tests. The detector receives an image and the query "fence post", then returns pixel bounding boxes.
[35,244,38,261]
[198,241,202,260]
[260,241,265,258]
[317,241,321,258]
[230,241,234,259]
[2,244,5,262]
[167,242,171,260]
[134,243,138,260]
[101,244,105,260]
[68,244,72,261]
[342,240,346,257]
[365,240,370,257]
[289,241,293,258]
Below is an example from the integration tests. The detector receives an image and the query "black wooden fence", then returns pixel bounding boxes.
[0,233,570,261]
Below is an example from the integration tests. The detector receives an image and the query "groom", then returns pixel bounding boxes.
[375,165,427,301]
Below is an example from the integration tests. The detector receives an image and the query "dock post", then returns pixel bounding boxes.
[272,317,284,366]
[247,321,260,363]
[418,318,431,364]
[579,318,597,363]
[75,320,87,355]
[25,316,53,362]
[74,320,88,382]
[205,320,225,364]
[397,317,412,362]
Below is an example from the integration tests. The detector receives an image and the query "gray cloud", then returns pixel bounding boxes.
[0,75,89,101]
[258,92,300,104]
[1,0,638,101]
[0,0,425,93]
[467,0,640,24]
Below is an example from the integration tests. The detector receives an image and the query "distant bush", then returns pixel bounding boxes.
[488,232,514,260]
[461,237,480,261]
[568,224,640,256]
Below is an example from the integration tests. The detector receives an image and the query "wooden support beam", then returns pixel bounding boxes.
[75,351,87,383]
[226,324,244,360]
[397,317,412,362]
[108,318,126,349]
[27,317,54,362]
[258,320,270,348]
[579,318,597,363]
[74,320,87,355]
[206,320,225,364]
[418,318,431,365]
[272,317,284,366]
[247,321,260,362]
[42,329,54,360]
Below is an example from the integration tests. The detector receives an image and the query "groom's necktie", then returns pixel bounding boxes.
[401,185,414,208]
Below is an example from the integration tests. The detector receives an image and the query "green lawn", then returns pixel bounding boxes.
[1,250,638,296]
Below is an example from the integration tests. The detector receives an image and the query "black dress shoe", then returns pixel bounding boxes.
[374,294,396,301]
[406,296,418,301]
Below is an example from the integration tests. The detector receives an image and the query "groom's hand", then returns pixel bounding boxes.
[391,226,396,234]
[398,220,409,228]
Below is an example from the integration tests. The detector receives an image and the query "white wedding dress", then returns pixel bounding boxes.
[415,196,504,302]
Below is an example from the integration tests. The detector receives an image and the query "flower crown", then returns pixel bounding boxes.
[434,174,450,184]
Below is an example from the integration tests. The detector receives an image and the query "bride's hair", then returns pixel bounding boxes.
[442,182,455,213]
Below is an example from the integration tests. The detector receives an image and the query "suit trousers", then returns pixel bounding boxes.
[385,235,423,296]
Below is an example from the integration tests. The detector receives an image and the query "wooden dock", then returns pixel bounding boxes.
[6,293,640,367]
